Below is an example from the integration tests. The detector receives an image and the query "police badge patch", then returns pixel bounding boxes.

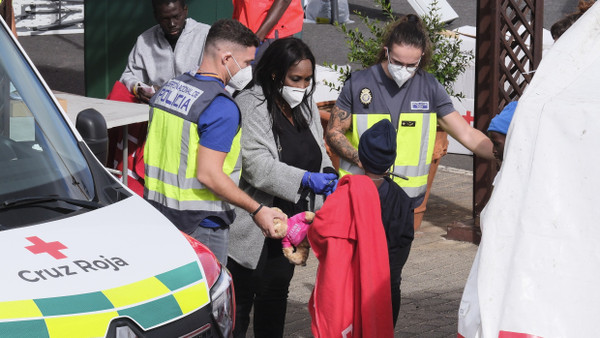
[359,88,372,107]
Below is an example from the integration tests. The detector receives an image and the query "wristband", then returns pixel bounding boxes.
[132,83,140,98]
[250,203,264,218]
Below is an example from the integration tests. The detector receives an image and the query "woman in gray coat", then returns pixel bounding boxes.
[227,38,337,338]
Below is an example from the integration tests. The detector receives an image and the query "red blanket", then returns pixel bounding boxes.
[308,175,393,338]
[106,81,147,197]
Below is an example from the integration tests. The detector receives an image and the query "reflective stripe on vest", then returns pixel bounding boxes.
[145,107,242,211]
[339,112,437,198]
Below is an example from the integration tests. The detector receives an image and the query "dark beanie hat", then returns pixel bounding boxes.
[358,119,397,175]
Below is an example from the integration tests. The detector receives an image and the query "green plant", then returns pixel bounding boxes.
[323,0,394,91]
[325,0,473,98]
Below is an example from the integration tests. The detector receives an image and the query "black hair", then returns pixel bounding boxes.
[377,14,432,69]
[550,0,594,40]
[152,0,186,12]
[205,19,260,49]
[253,38,316,134]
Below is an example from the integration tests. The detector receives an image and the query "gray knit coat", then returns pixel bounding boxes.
[228,85,333,269]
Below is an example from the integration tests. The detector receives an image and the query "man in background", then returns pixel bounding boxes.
[120,0,210,103]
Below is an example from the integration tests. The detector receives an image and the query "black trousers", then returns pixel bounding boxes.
[227,238,295,338]
[389,244,412,327]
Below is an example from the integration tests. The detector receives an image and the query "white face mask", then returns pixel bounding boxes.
[385,47,420,88]
[225,55,252,90]
[280,84,309,108]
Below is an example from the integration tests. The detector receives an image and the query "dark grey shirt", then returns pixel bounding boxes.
[337,64,455,127]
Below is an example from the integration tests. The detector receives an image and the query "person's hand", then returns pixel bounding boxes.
[133,83,156,103]
[137,86,155,103]
[253,206,288,239]
[302,172,338,195]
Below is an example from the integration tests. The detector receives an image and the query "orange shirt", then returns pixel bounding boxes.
[232,0,303,39]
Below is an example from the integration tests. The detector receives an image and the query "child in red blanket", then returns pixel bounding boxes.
[308,119,414,337]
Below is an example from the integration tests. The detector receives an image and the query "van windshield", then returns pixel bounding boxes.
[0,26,95,216]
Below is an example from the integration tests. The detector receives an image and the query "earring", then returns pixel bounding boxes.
[271,74,276,81]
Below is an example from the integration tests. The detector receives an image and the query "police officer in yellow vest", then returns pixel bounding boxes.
[327,14,494,200]
[325,14,494,327]
[145,19,287,264]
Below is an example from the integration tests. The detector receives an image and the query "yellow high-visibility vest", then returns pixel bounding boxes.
[144,75,241,218]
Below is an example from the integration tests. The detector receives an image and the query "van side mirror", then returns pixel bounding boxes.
[76,108,108,166]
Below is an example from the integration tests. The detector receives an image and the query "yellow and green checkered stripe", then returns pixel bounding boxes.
[0,262,210,337]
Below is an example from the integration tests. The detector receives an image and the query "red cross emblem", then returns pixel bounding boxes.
[25,236,68,259]
[462,110,474,125]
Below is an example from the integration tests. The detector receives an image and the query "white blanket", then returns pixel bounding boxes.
[458,2,600,337]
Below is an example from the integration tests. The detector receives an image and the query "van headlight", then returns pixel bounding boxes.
[210,267,235,338]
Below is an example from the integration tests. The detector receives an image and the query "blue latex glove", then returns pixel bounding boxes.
[302,172,338,195]
[324,178,339,197]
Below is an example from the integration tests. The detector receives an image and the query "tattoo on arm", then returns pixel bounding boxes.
[337,108,351,121]
[326,106,359,165]
[327,106,351,131]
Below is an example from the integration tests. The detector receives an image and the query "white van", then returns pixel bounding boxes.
[0,19,234,338]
